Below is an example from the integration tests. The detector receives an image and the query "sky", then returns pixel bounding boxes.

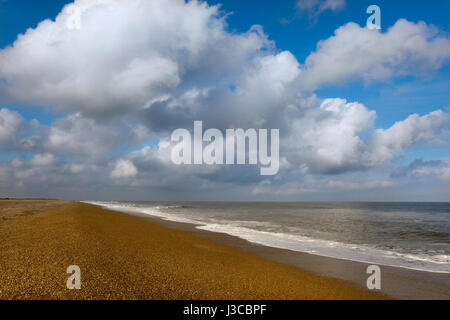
[0,0,449,201]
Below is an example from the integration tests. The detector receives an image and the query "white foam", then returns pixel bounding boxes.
[83,201,194,224]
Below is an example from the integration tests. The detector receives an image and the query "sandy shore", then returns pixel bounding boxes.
[107,205,450,300]
[0,200,389,300]
[173,225,450,300]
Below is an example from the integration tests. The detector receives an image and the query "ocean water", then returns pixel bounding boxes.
[85,201,450,273]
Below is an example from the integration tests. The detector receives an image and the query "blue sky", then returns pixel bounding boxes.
[0,0,449,200]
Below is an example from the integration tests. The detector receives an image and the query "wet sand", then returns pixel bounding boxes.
[0,200,388,300]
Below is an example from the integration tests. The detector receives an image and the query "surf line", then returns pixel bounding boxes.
[170,121,279,175]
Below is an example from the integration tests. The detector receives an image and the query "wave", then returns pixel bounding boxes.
[83,201,194,224]
[84,201,450,273]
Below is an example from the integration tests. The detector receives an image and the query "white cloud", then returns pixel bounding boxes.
[111,159,137,179]
[66,163,89,174]
[367,110,450,165]
[441,167,450,181]
[13,153,58,182]
[30,153,57,166]
[0,108,22,144]
[47,113,123,161]
[11,158,24,168]
[0,0,269,116]
[391,159,450,182]
[302,19,450,89]
[285,99,449,174]
[285,98,376,173]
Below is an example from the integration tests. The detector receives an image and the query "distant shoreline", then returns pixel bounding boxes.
[0,198,59,200]
[80,199,450,203]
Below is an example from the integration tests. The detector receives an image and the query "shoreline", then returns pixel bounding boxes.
[2,199,448,299]
[99,203,450,300]
[0,199,388,300]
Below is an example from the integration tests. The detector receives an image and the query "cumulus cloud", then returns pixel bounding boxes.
[367,110,450,165]
[391,159,450,182]
[285,98,376,173]
[0,108,23,145]
[30,153,57,166]
[284,99,450,174]
[0,0,270,117]
[111,159,137,179]
[442,167,450,181]
[302,19,450,89]
[46,113,126,161]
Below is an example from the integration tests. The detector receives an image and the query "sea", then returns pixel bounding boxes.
[85,201,450,273]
